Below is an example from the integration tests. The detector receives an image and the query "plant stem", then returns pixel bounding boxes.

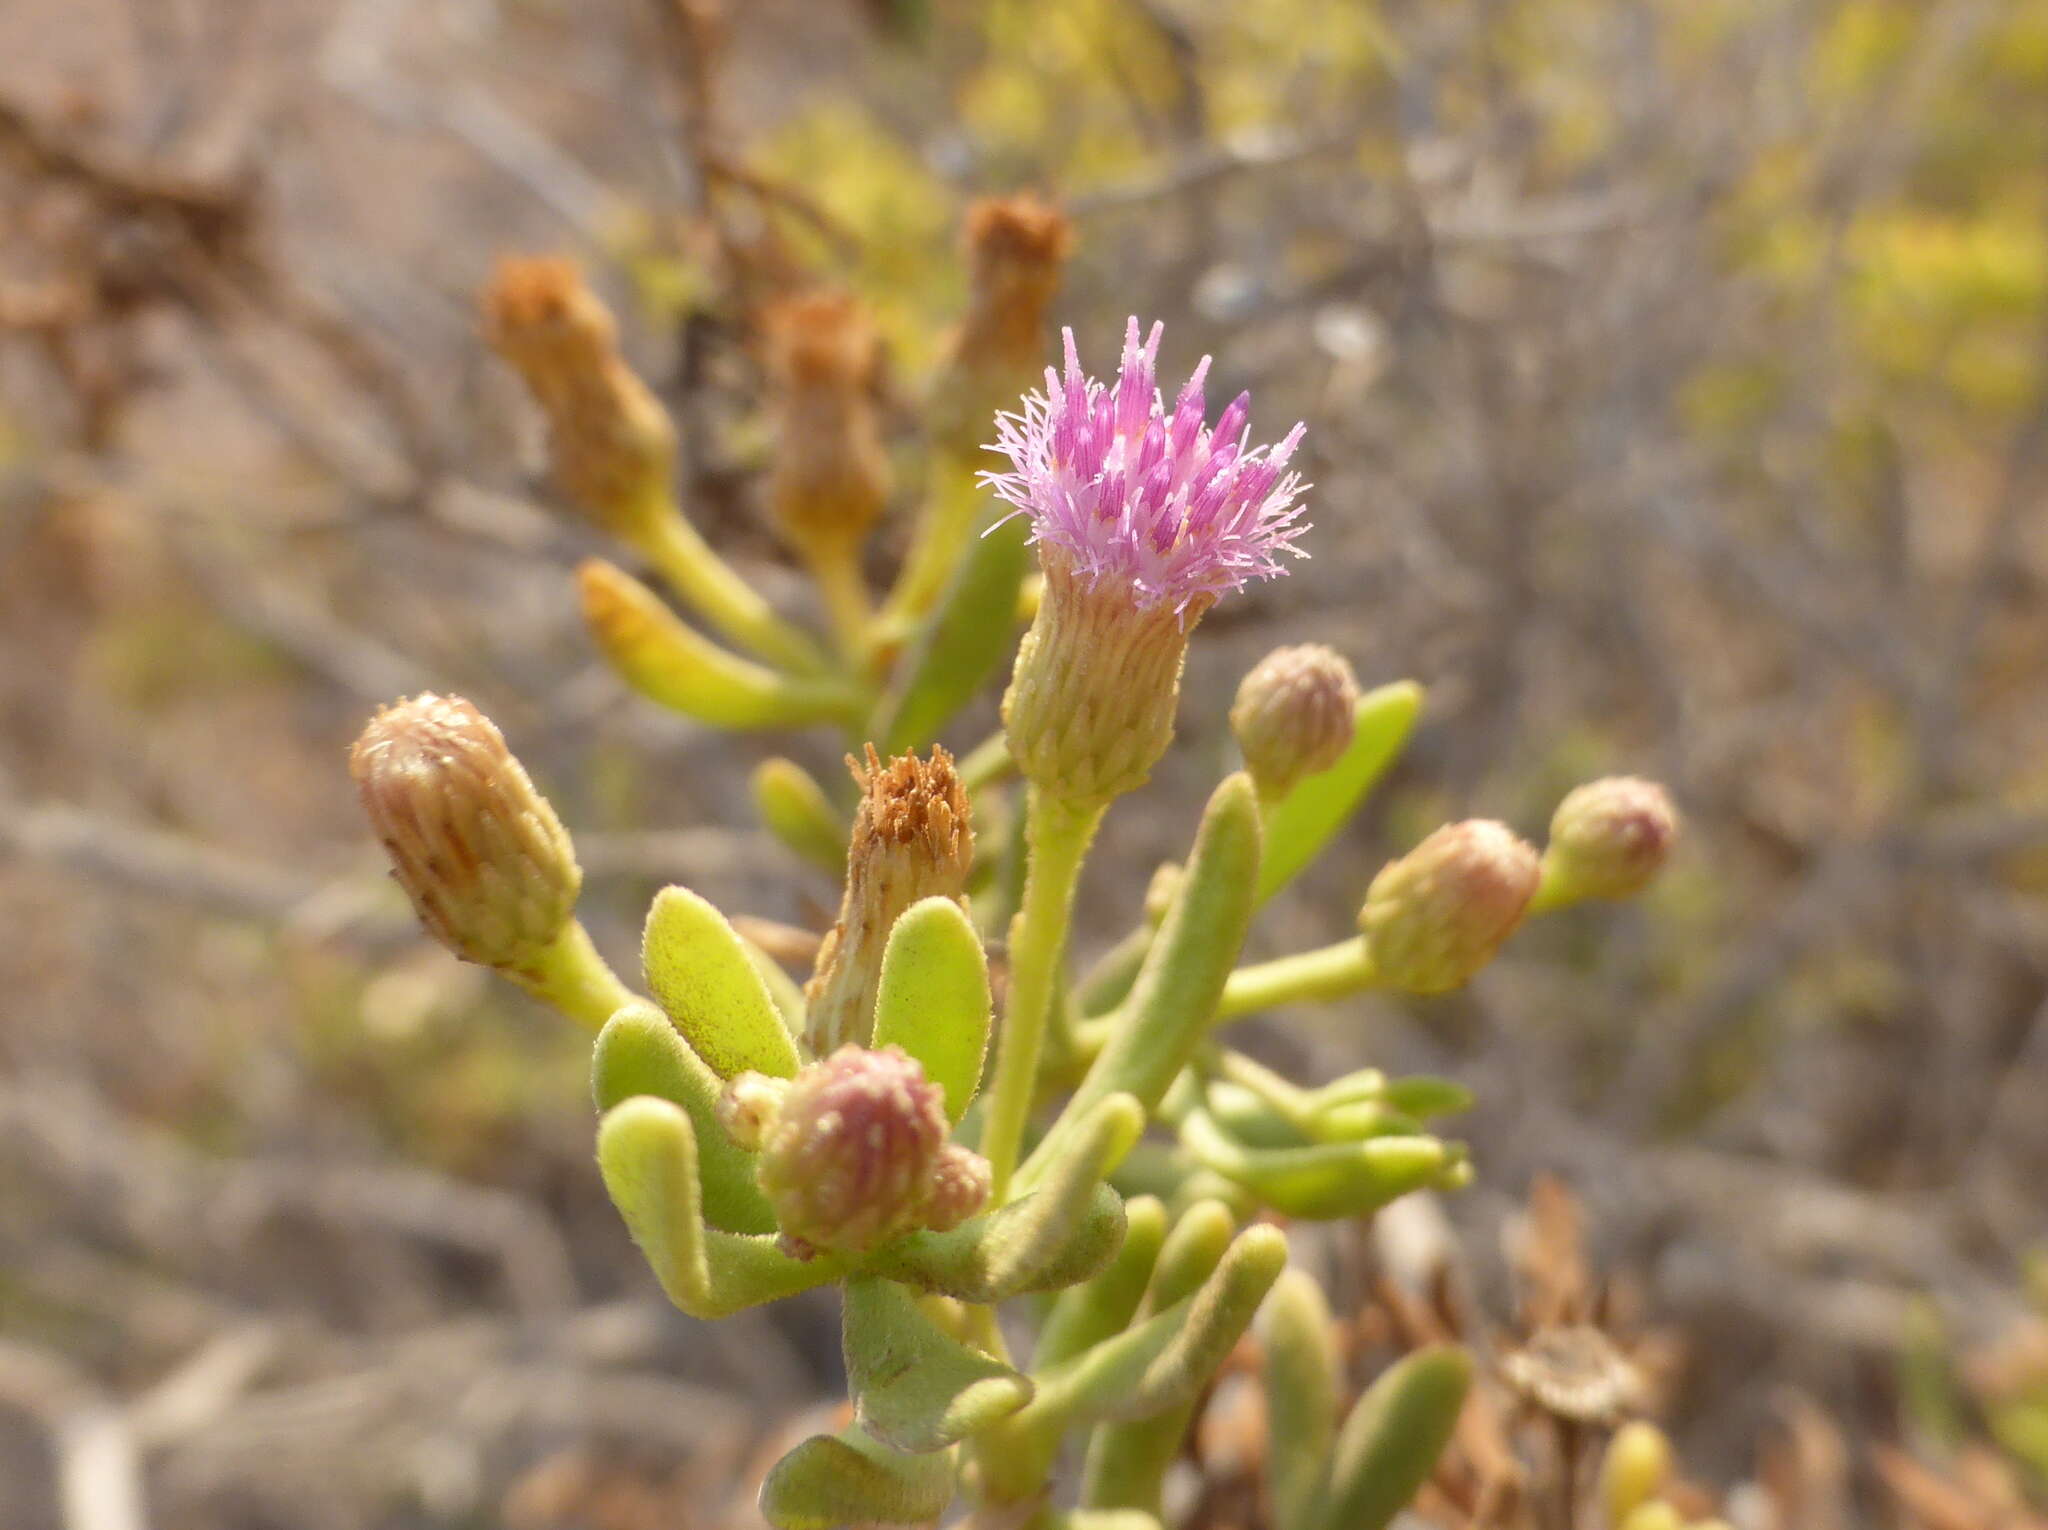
[981,787,1103,1201]
[804,542,876,671]
[636,508,829,675]
[1214,938,1376,1023]
[513,918,640,1030]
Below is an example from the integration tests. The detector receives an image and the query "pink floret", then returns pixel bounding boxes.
[983,316,1311,613]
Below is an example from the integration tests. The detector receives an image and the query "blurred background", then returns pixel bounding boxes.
[2,1,2046,1526]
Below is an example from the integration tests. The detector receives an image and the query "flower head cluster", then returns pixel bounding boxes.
[985,317,1310,614]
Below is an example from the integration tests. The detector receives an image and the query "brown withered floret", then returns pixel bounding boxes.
[803,745,973,1056]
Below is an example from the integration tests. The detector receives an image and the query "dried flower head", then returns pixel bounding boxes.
[754,1045,984,1257]
[1500,1323,1645,1425]
[761,290,890,553]
[1230,643,1360,798]
[350,693,580,972]
[482,256,677,540]
[804,746,974,1055]
[1543,777,1680,904]
[927,197,1073,458]
[1359,820,1541,994]
[985,316,1309,615]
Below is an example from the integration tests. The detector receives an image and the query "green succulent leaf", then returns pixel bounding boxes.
[870,1093,1142,1302]
[595,1096,842,1318]
[1257,681,1422,902]
[1035,1195,1168,1371]
[1260,1269,1340,1530]
[1024,1223,1287,1431]
[876,514,1032,754]
[872,896,991,1123]
[1022,775,1261,1190]
[751,757,848,875]
[591,1003,775,1234]
[758,1424,958,1530]
[1312,1346,1472,1530]
[580,559,861,729]
[843,1276,1033,1452]
[1178,1109,1455,1220]
[1375,1075,1476,1119]
[642,886,801,1081]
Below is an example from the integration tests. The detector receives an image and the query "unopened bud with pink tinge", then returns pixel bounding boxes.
[1359,820,1540,994]
[752,1045,990,1258]
[350,694,580,973]
[1230,644,1359,798]
[1537,777,1679,908]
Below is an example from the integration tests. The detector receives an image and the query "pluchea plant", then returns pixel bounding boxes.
[353,242,1678,1530]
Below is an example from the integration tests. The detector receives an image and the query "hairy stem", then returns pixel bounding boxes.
[981,788,1104,1200]
[1214,938,1376,1023]
[512,918,639,1030]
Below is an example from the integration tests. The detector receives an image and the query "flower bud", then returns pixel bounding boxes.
[1358,820,1539,994]
[482,256,677,542]
[1003,556,1207,805]
[1601,1420,1674,1528]
[929,195,1073,457]
[755,1045,984,1257]
[923,1143,993,1232]
[716,1070,789,1153]
[761,291,891,558]
[805,746,974,1055]
[1230,643,1360,798]
[350,694,581,972]
[1542,777,1679,904]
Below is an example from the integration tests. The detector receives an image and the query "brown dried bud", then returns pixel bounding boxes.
[761,290,890,555]
[482,256,677,541]
[350,694,580,972]
[1542,777,1679,904]
[1230,643,1360,797]
[755,1045,984,1256]
[1003,554,1206,804]
[804,746,974,1055]
[931,195,1073,455]
[1358,819,1540,994]
[1500,1324,1644,1425]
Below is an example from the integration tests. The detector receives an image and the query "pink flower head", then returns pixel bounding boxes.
[984,317,1310,613]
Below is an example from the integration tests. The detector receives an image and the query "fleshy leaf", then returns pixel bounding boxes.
[844,1276,1032,1452]
[872,896,991,1123]
[1022,775,1261,1189]
[1035,1196,1168,1371]
[579,559,859,729]
[870,1094,1141,1303]
[595,1097,842,1318]
[591,1003,775,1234]
[1312,1347,1472,1530]
[758,1424,957,1530]
[1021,1223,1287,1430]
[1260,1269,1340,1530]
[752,757,848,875]
[642,886,801,1081]
[1256,682,1422,902]
[876,513,1032,754]
[1178,1109,1455,1220]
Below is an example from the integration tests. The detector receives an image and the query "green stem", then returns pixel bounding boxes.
[512,918,639,1030]
[1214,938,1377,1023]
[981,787,1104,1201]
[636,507,830,675]
[805,541,877,671]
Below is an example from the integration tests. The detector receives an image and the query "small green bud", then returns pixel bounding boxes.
[1542,776,1679,905]
[349,693,580,973]
[1600,1420,1674,1527]
[715,1070,789,1152]
[756,1045,989,1257]
[1230,643,1359,799]
[1358,819,1539,994]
